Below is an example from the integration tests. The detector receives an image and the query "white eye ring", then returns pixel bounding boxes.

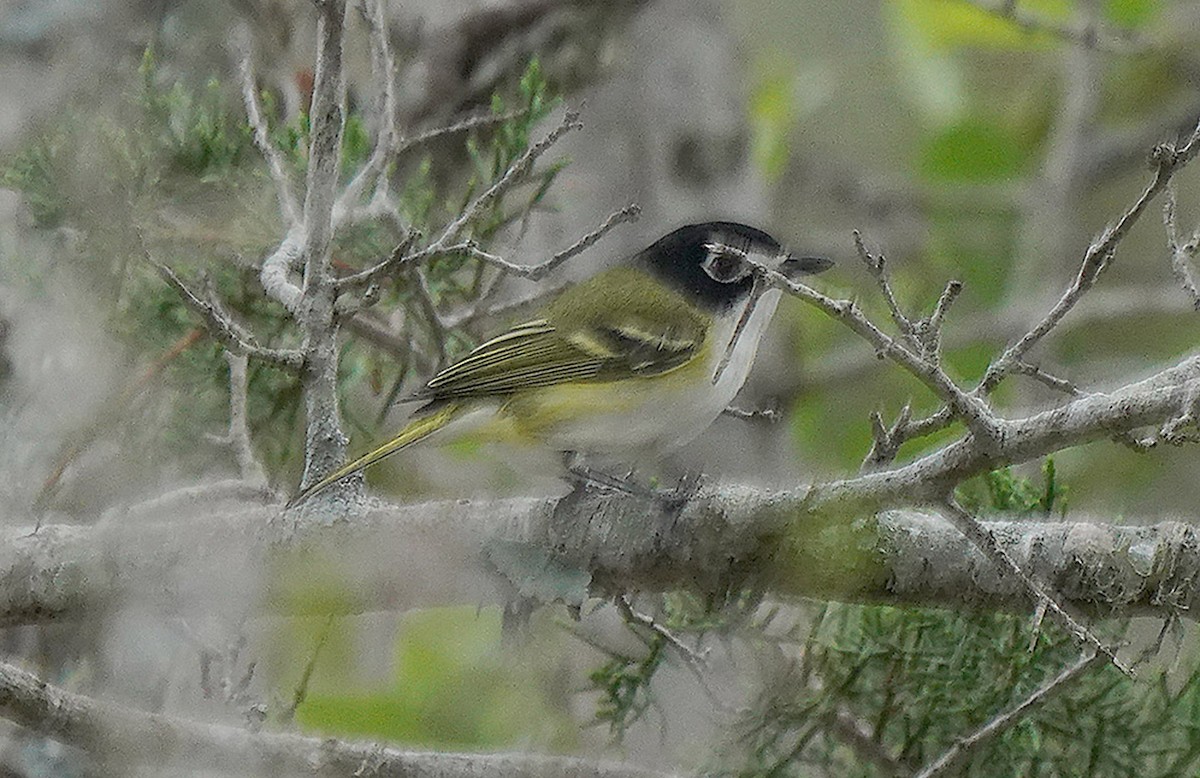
[701,243,751,283]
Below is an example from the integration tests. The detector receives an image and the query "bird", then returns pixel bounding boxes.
[289,221,832,506]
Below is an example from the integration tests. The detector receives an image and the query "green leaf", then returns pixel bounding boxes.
[1104,0,1159,27]
[749,71,795,181]
[919,119,1029,182]
[893,0,1073,50]
[294,606,575,748]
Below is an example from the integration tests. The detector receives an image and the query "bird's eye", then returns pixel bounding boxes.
[701,245,749,283]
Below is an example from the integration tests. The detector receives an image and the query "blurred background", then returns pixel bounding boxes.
[1,0,1198,775]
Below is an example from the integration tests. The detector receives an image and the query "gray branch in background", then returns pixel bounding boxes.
[210,352,269,486]
[0,658,667,778]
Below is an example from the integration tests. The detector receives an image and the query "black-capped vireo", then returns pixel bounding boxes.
[290,221,831,505]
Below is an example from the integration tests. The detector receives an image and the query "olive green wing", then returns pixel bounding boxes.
[417,303,705,401]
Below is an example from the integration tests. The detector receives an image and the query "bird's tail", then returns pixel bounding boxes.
[287,402,461,507]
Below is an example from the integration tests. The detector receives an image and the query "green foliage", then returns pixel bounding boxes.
[1104,0,1160,28]
[958,459,1068,517]
[749,69,796,181]
[893,0,1073,51]
[136,48,255,180]
[585,634,666,740]
[919,118,1031,182]
[726,603,1200,777]
[0,134,67,227]
[340,113,371,170]
[458,58,561,248]
[716,464,1200,777]
[1,51,565,482]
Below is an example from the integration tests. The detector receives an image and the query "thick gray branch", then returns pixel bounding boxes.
[4,351,1196,626]
[810,352,1200,508]
[6,496,1200,630]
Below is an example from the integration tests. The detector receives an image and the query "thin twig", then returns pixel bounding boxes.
[614,596,729,713]
[279,614,336,724]
[823,707,911,778]
[431,109,583,249]
[854,231,919,351]
[341,201,639,290]
[455,203,643,282]
[333,0,398,227]
[1160,379,1200,444]
[981,119,1200,393]
[756,260,1004,445]
[214,352,269,485]
[865,118,1200,452]
[336,110,590,289]
[408,266,450,369]
[1012,361,1082,396]
[914,651,1104,778]
[940,499,1127,674]
[33,327,207,516]
[396,108,532,155]
[1026,598,1048,652]
[236,34,301,228]
[862,403,913,469]
[918,279,964,361]
[142,248,303,370]
[1163,184,1200,310]
[441,278,561,330]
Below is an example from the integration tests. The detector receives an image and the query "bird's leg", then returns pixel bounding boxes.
[560,451,658,499]
[667,470,704,506]
[657,469,704,520]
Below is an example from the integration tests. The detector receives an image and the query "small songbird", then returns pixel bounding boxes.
[290,221,832,506]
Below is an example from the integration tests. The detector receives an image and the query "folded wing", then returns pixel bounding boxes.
[416,315,704,401]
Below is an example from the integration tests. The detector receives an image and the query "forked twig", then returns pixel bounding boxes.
[981,120,1200,393]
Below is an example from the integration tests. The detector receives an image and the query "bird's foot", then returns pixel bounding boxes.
[658,470,705,514]
[565,463,651,498]
[650,471,704,547]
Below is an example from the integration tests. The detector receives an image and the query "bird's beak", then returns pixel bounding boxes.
[778,253,834,279]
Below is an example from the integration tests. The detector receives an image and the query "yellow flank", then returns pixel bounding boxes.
[501,333,713,440]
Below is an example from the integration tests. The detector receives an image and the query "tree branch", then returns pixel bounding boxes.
[336,109,587,290]
[1164,183,1200,310]
[0,658,665,777]
[981,118,1200,393]
[236,31,301,229]
[145,253,303,370]
[7,457,1200,632]
[208,352,269,485]
[938,499,1124,673]
[759,263,1004,445]
[332,0,399,228]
